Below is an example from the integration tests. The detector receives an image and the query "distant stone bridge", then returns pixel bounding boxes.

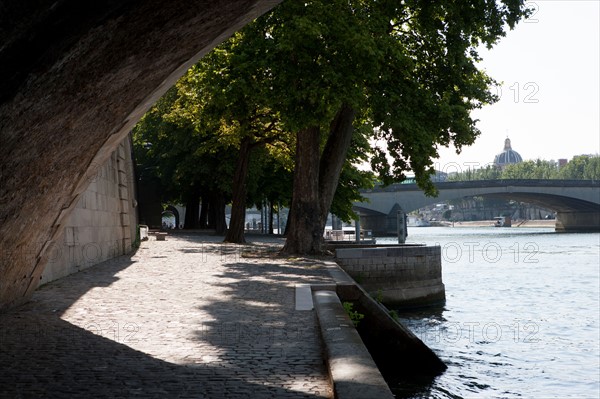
[354,180,600,234]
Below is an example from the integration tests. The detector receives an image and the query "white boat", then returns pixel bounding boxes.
[492,216,511,227]
[408,216,430,227]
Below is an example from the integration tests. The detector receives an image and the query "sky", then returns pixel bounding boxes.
[432,0,600,174]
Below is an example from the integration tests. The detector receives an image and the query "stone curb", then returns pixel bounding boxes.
[312,289,395,399]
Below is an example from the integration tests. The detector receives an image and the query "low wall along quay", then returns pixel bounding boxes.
[335,245,446,309]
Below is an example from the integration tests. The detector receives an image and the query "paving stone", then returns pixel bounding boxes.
[0,234,334,398]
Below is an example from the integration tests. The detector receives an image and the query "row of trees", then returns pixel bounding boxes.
[447,155,600,181]
[133,0,531,254]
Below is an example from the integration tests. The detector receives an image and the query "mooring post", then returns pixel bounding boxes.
[397,208,406,244]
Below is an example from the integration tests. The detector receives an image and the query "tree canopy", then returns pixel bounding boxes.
[132,0,532,253]
[243,0,530,252]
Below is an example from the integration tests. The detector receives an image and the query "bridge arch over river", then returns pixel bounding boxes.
[354,180,600,235]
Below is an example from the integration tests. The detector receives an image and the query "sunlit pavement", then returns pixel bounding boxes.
[0,234,334,398]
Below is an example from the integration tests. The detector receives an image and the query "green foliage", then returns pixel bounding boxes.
[132,225,141,250]
[240,0,530,211]
[245,146,294,208]
[367,1,531,195]
[250,1,380,131]
[446,165,503,181]
[558,155,600,180]
[132,34,293,212]
[134,3,386,222]
[343,302,365,327]
[446,155,600,181]
[331,122,375,222]
[502,159,559,179]
[132,84,240,206]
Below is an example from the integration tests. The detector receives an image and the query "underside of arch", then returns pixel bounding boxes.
[0,0,281,311]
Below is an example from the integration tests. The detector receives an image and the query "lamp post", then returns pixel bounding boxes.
[355,211,361,243]
[397,207,407,244]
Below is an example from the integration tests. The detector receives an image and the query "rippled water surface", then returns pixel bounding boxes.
[380,227,600,398]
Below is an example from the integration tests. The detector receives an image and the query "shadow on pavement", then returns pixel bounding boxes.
[0,237,333,398]
[190,259,334,398]
[0,311,320,398]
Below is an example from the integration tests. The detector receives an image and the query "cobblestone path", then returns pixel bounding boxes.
[0,234,334,398]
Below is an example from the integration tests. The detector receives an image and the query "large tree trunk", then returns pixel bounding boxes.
[281,126,323,254]
[318,104,356,233]
[183,187,200,229]
[224,138,252,243]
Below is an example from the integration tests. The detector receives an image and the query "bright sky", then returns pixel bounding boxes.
[433,0,600,174]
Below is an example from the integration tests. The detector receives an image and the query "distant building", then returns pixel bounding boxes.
[493,137,523,169]
[433,170,448,182]
[558,159,568,168]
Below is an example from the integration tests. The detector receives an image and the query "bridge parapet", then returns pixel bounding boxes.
[363,179,600,193]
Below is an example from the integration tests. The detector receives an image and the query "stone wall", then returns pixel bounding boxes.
[556,211,600,232]
[41,138,137,284]
[335,246,445,308]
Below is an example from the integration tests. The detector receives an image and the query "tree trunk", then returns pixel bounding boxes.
[318,104,356,233]
[283,194,293,236]
[183,187,200,229]
[224,138,252,243]
[281,126,322,254]
[268,201,274,234]
[212,192,227,235]
[199,192,209,229]
[207,192,216,229]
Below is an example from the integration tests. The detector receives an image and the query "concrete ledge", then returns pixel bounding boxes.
[312,290,395,399]
[325,242,424,251]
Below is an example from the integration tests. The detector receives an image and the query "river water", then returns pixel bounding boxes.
[379,227,600,399]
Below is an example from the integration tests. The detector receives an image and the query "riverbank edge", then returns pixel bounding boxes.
[432,220,556,228]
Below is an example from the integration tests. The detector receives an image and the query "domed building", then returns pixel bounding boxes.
[493,137,523,169]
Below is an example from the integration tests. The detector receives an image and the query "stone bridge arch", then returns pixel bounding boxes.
[163,205,181,229]
[354,180,600,235]
[0,1,280,311]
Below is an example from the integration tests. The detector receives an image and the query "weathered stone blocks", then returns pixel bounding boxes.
[335,245,445,308]
[40,140,137,285]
